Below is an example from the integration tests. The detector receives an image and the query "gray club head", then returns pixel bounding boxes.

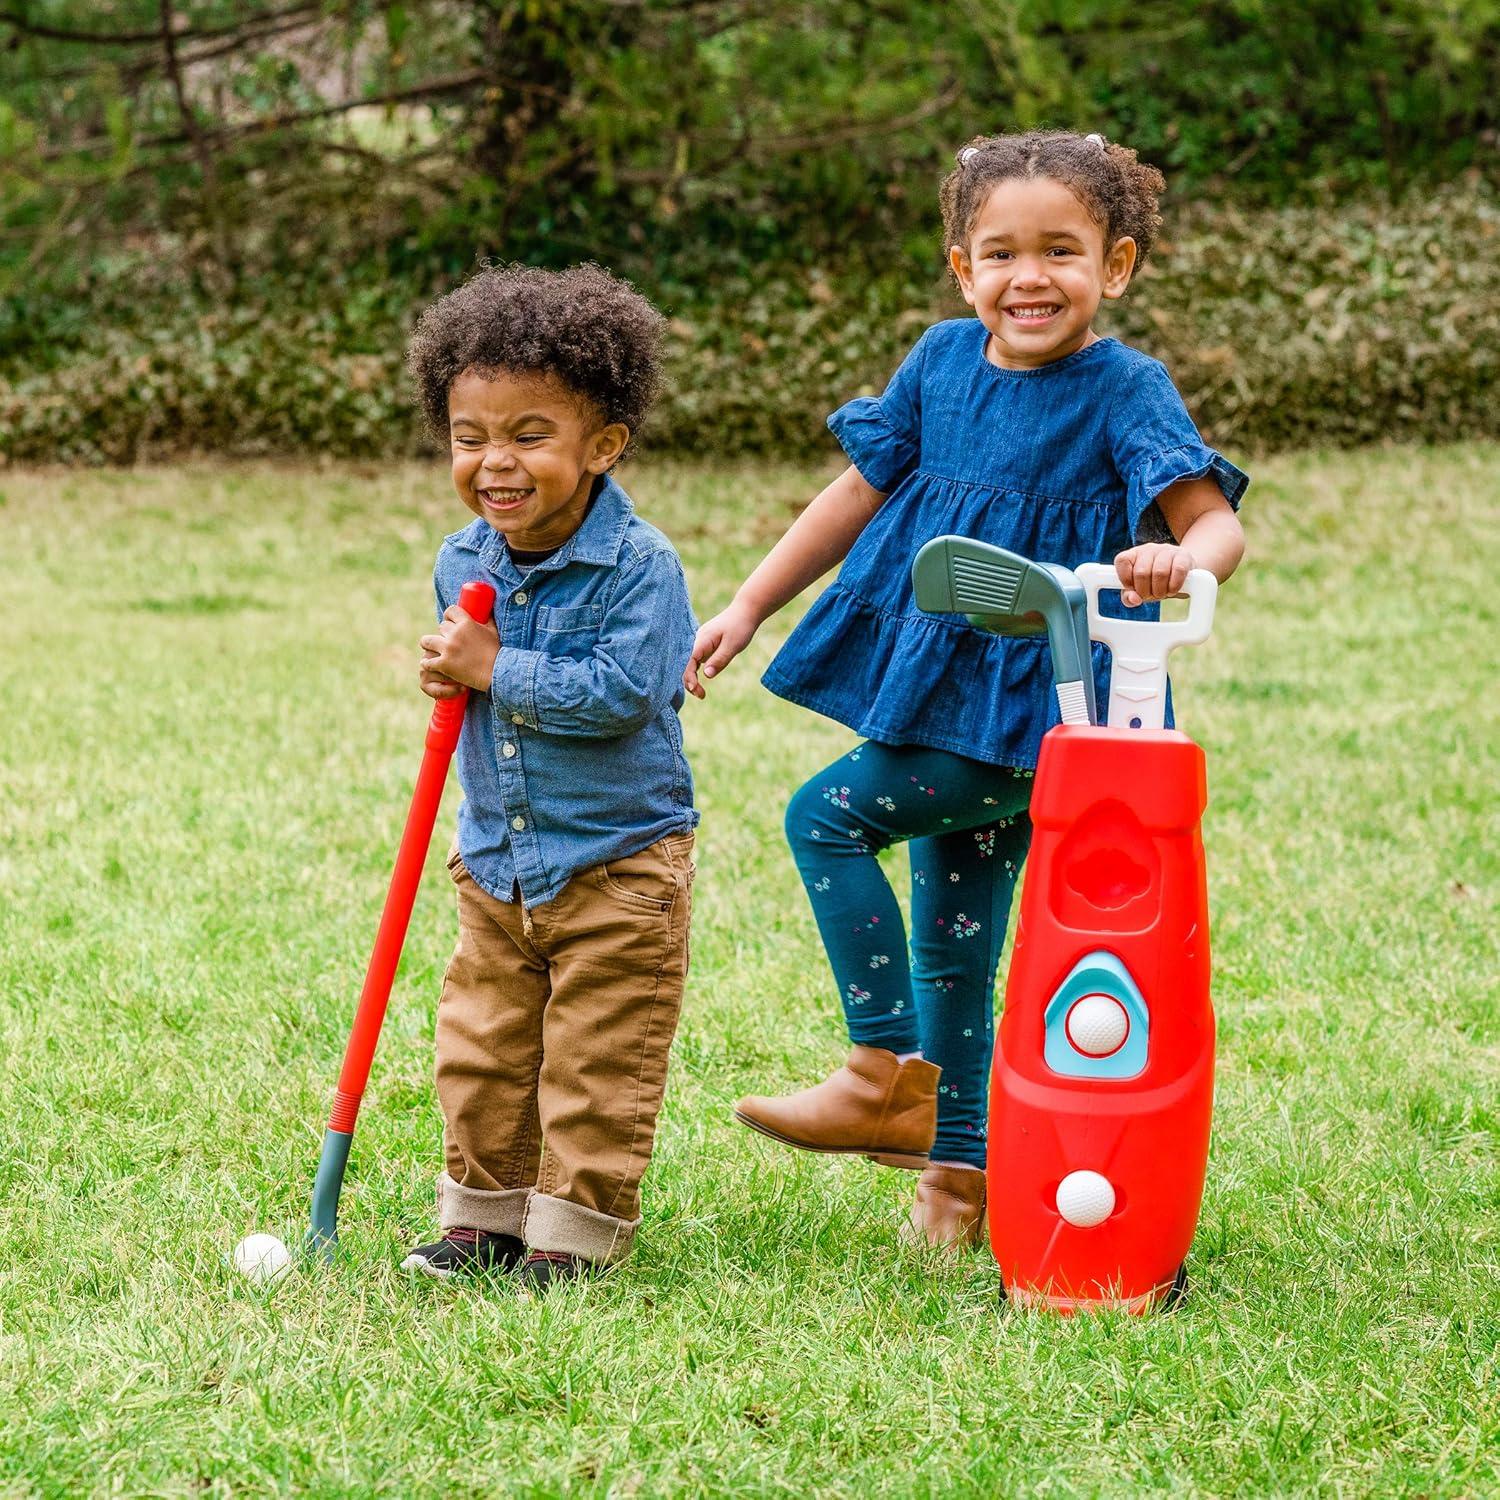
[911,537,1097,725]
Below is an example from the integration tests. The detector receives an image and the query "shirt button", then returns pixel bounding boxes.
[511,713,524,725]
[513,591,528,605]
[502,742,516,758]
[511,816,526,831]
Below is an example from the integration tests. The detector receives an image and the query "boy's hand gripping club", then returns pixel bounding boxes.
[306,579,497,1257]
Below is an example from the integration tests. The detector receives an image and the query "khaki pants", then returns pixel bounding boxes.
[434,832,694,1264]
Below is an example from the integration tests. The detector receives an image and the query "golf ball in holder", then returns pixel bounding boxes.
[1055,1170,1116,1228]
[1065,994,1129,1057]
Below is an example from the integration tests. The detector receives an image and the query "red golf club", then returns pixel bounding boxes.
[306,578,496,1256]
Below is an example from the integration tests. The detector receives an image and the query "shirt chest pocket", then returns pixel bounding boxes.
[533,602,603,660]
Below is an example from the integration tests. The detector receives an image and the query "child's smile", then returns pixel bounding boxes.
[448,368,627,551]
[949,177,1136,370]
[476,483,536,514]
[1003,304,1062,325]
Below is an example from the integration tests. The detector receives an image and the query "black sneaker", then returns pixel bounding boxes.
[516,1250,593,1288]
[401,1227,525,1279]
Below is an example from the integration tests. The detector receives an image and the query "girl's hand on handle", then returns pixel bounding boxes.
[1120,477,1246,606]
[685,599,760,698]
[1114,543,1195,607]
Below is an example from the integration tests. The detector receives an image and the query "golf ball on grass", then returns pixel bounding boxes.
[233,1233,292,1286]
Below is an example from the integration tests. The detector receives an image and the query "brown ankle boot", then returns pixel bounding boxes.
[733,1046,939,1169]
[902,1163,987,1250]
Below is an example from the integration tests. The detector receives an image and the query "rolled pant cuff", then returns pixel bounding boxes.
[522,1191,640,1265]
[436,1174,531,1237]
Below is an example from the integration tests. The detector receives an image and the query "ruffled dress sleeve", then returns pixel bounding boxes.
[825,327,931,495]
[1107,356,1249,543]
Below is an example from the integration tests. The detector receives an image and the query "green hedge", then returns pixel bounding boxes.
[2,182,1495,466]
[1109,182,1500,452]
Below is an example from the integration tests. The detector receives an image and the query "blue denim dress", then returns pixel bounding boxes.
[762,320,1248,768]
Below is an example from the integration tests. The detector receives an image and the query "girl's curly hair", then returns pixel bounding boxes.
[406,262,665,457]
[939,130,1166,282]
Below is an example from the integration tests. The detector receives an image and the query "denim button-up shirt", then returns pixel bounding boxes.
[434,476,698,907]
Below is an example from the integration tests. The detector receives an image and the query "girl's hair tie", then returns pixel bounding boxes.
[958,146,981,165]
[1085,133,1106,149]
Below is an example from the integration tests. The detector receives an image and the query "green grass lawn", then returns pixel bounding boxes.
[0,447,1495,1496]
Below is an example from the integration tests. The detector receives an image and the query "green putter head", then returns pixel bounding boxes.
[911,536,1097,725]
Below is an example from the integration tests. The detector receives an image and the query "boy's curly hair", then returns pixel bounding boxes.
[939,130,1166,282]
[406,262,664,456]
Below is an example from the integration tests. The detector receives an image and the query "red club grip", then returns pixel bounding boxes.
[427,580,498,751]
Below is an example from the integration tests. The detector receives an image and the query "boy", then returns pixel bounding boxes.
[402,263,697,1286]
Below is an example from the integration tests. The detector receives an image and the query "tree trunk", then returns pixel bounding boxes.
[467,1,639,192]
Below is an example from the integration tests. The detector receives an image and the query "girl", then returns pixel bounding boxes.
[685,130,1247,1251]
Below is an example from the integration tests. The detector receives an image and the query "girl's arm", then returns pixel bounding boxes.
[685,464,886,697]
[1115,477,1245,607]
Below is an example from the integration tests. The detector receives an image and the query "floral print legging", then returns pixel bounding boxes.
[785,740,1034,1168]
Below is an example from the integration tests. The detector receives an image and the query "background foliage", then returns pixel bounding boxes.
[1,0,1497,461]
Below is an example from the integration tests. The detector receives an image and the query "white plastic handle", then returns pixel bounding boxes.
[1074,564,1218,730]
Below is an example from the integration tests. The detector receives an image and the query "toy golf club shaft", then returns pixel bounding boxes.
[307,579,497,1255]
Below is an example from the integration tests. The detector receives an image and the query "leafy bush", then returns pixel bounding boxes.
[2,182,1495,466]
[1108,180,1500,451]
[653,181,1500,458]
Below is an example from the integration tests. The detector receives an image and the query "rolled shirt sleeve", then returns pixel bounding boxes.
[489,549,694,739]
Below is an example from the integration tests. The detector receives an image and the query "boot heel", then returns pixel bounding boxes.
[733,1046,939,1166]
[865,1151,930,1170]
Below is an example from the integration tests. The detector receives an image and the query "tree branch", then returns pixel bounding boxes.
[159,0,232,276]
[25,9,328,84]
[39,71,497,160]
[310,140,458,204]
[173,7,329,70]
[0,1,319,47]
[697,75,962,155]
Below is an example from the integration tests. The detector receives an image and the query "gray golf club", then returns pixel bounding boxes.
[911,537,1097,725]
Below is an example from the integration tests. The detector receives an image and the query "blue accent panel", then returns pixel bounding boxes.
[304,1128,353,1261]
[1043,950,1149,1079]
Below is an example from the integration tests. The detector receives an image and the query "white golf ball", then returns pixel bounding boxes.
[233,1232,292,1286]
[1055,1170,1116,1228]
[1065,994,1130,1057]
